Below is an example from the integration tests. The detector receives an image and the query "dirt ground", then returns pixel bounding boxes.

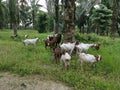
[0,72,74,90]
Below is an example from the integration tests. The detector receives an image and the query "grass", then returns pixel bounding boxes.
[0,29,120,90]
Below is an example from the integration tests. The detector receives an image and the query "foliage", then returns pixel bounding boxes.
[47,16,54,32]
[37,12,48,33]
[0,0,8,29]
[76,0,98,33]
[75,32,101,43]
[89,4,112,35]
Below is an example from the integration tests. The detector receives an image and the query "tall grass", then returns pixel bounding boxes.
[0,29,120,90]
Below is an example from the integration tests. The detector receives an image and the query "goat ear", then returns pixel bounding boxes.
[75,41,79,45]
[99,55,102,60]
[61,49,66,54]
[94,55,98,60]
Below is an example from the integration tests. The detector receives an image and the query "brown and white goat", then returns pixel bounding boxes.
[44,33,62,49]
[60,41,79,55]
[60,49,71,70]
[78,52,102,70]
[75,43,101,53]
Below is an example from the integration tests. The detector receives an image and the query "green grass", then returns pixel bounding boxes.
[0,29,120,90]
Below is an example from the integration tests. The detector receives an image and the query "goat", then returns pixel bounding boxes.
[44,38,56,49]
[78,52,102,70]
[60,41,79,55]
[53,47,62,64]
[47,34,61,45]
[92,43,101,50]
[75,43,95,53]
[23,38,39,46]
[55,33,62,46]
[44,33,62,49]
[47,35,54,41]
[60,49,71,70]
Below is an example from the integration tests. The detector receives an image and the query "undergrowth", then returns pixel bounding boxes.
[0,29,120,90]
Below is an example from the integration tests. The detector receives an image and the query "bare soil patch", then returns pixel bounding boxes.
[0,72,73,90]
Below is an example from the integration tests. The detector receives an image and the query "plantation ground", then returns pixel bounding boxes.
[0,72,73,90]
[0,30,120,90]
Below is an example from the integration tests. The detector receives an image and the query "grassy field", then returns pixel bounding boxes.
[0,29,120,90]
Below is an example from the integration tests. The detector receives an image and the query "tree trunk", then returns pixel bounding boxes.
[110,0,118,39]
[63,0,76,42]
[54,0,59,34]
[32,10,35,29]
[13,22,18,36]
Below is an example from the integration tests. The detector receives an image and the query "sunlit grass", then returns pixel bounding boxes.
[0,29,120,90]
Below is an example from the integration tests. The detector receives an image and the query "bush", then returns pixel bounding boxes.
[75,33,100,43]
[37,13,48,33]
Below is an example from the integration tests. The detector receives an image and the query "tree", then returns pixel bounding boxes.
[37,12,48,33]
[45,0,60,33]
[28,0,42,29]
[8,0,18,36]
[54,0,59,33]
[76,0,101,34]
[110,0,119,39]
[63,0,76,42]
[19,0,32,29]
[89,4,112,35]
[0,0,6,29]
[118,1,120,36]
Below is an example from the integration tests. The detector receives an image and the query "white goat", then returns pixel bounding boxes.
[60,50,71,70]
[78,52,102,70]
[23,38,39,46]
[76,43,95,53]
[60,42,77,55]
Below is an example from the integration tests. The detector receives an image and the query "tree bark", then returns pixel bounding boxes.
[63,0,76,42]
[13,23,18,36]
[54,0,59,33]
[110,0,118,39]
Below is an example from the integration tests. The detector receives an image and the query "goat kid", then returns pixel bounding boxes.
[53,47,62,64]
[60,50,71,70]
[23,38,39,46]
[78,52,102,70]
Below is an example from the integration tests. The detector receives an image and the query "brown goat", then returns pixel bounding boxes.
[53,47,62,64]
[44,38,56,49]
[44,33,62,49]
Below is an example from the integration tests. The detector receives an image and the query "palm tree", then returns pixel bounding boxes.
[45,0,60,33]
[63,0,76,42]
[18,0,32,29]
[0,0,6,29]
[110,0,119,39]
[28,0,41,29]
[76,0,101,33]
[54,0,59,33]
[8,0,18,36]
